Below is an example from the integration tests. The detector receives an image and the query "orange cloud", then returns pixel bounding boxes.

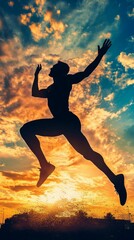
[118,52,134,70]
[8,1,14,7]
[35,0,46,6]
[35,0,46,14]
[20,13,32,25]
[99,32,111,39]
[29,23,48,41]
[23,5,36,13]
[44,11,66,39]
[126,79,134,86]
[56,9,61,15]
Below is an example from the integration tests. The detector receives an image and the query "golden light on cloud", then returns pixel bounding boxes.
[126,79,134,86]
[35,0,46,14]
[44,11,65,39]
[99,32,111,39]
[35,0,46,5]
[57,10,61,15]
[29,23,48,41]
[44,11,52,22]
[20,13,32,25]
[8,1,14,7]
[104,93,114,101]
[118,52,134,70]
[38,181,83,204]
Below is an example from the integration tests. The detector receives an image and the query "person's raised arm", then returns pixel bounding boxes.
[32,64,48,98]
[70,39,112,84]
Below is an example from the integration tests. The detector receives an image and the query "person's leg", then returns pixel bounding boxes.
[64,131,116,183]
[20,118,62,169]
[64,130,127,205]
[20,118,63,187]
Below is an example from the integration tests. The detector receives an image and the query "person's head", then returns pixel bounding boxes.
[49,61,69,78]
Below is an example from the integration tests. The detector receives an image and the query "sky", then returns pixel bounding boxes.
[0,0,134,222]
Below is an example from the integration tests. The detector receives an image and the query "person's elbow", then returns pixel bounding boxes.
[32,90,39,97]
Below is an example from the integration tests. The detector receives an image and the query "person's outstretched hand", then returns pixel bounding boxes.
[35,64,42,75]
[98,39,112,56]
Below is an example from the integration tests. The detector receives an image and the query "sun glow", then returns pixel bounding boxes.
[37,182,83,204]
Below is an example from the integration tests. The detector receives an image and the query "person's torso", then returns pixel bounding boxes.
[47,78,72,117]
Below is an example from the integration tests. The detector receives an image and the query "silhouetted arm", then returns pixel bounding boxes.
[32,64,48,98]
[70,39,112,84]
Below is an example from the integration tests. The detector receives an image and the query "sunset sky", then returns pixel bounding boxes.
[0,0,134,222]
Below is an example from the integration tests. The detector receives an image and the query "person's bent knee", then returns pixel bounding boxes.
[20,124,26,138]
[20,123,31,138]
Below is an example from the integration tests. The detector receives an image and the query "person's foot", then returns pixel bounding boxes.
[37,163,55,187]
[114,174,127,206]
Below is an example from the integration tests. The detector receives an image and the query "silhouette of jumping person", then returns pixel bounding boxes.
[20,39,127,205]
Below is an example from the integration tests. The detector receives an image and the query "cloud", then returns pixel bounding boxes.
[126,79,134,86]
[110,102,133,119]
[114,15,120,21]
[104,92,114,101]
[0,163,5,167]
[129,36,134,42]
[128,8,134,17]
[19,13,32,25]
[99,32,111,39]
[1,170,36,181]
[19,5,66,41]
[117,52,134,70]
[35,0,46,14]
[0,36,25,66]
[29,23,48,41]
[0,118,20,145]
[114,72,134,89]
[8,1,14,7]
[56,9,61,15]
[6,185,36,192]
[44,11,66,39]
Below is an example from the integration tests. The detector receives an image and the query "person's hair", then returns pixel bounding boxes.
[58,61,69,74]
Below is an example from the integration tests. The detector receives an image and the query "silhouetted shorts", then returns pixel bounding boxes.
[56,111,81,132]
[22,111,81,137]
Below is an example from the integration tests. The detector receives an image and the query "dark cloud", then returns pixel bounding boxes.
[0,201,24,208]
[3,75,14,104]
[0,197,13,201]
[5,100,22,113]
[1,171,37,181]
[7,185,35,192]
[0,1,34,45]
[0,153,34,172]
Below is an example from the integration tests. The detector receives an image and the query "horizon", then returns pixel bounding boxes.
[0,0,134,223]
[0,208,132,225]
